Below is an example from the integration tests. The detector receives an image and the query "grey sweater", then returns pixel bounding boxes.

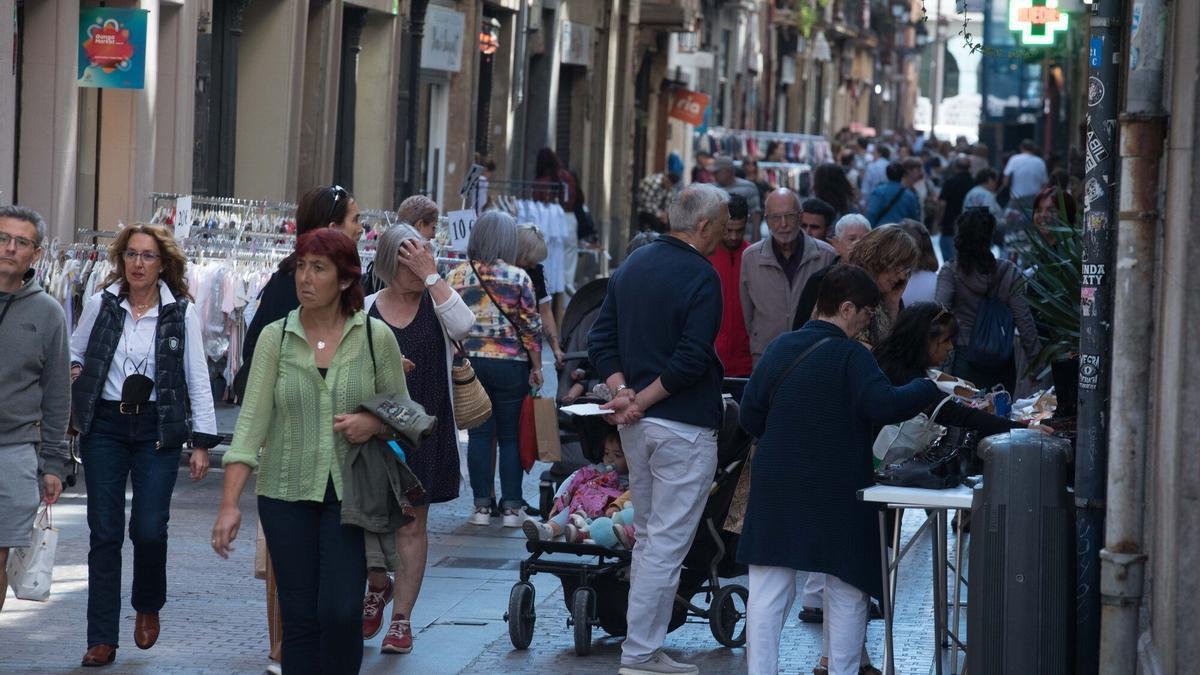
[0,279,72,479]
[935,258,1041,364]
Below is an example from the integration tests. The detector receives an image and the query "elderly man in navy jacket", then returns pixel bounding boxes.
[589,184,729,675]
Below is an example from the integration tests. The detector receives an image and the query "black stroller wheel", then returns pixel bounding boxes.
[507,582,536,649]
[572,587,595,656]
[709,584,749,648]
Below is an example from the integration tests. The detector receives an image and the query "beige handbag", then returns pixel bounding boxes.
[451,345,492,430]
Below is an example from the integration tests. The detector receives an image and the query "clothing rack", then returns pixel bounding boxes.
[696,127,833,166]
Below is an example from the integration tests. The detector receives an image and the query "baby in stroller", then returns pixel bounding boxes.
[523,427,637,548]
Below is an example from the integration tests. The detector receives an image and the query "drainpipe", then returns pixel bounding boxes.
[1096,0,1167,671]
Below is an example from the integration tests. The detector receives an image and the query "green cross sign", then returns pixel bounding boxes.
[1009,0,1070,46]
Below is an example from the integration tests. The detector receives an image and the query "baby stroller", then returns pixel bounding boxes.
[537,277,611,516]
[504,395,754,656]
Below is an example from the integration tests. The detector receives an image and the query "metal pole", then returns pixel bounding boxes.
[403,0,430,197]
[1097,0,1167,671]
[1076,0,1124,672]
[931,0,945,137]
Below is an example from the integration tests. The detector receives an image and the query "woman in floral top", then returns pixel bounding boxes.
[445,211,543,527]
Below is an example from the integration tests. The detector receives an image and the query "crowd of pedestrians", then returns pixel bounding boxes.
[0,126,1078,675]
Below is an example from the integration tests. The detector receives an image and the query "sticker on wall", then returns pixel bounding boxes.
[77,8,148,89]
[1084,177,1104,209]
[1087,77,1105,107]
[1081,287,1097,318]
[1086,212,1107,232]
[1079,354,1101,391]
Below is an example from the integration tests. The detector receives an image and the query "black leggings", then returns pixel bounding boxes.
[258,480,367,675]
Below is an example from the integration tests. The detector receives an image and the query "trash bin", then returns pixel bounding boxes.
[968,429,1074,674]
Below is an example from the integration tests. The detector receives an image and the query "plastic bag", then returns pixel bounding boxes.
[6,505,57,602]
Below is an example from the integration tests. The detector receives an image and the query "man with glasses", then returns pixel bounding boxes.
[739,189,836,366]
[0,205,71,612]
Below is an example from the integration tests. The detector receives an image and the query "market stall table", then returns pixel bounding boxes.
[858,483,974,675]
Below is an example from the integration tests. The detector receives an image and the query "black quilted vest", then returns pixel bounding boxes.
[72,289,199,449]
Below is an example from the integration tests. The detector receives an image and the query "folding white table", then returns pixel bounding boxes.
[858,484,974,675]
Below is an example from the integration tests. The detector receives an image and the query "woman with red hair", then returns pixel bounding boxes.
[213,228,408,675]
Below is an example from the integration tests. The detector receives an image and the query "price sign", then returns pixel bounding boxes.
[447,209,477,253]
[173,196,192,240]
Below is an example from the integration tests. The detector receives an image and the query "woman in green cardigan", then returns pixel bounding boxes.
[211,229,408,675]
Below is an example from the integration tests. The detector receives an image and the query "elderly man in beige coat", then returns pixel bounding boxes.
[739,188,837,364]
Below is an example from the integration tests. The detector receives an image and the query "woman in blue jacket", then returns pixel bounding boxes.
[738,265,942,675]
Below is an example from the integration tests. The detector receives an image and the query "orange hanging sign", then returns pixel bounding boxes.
[669,89,710,127]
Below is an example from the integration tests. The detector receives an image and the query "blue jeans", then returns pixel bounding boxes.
[939,232,956,264]
[467,357,530,510]
[258,480,366,675]
[81,403,182,648]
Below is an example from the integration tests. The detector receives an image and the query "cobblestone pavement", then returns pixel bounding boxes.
[2,427,965,674]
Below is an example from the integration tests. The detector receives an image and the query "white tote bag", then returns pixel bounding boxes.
[872,395,954,468]
[6,504,58,602]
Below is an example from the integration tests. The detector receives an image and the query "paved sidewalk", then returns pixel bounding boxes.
[2,437,964,674]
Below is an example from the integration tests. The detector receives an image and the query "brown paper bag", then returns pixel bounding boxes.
[533,396,561,462]
[723,444,755,535]
[254,521,268,580]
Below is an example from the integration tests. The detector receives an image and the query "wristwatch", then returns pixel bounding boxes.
[423,273,440,287]
[615,384,635,399]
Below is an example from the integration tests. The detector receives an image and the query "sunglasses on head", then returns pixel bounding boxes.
[327,185,349,223]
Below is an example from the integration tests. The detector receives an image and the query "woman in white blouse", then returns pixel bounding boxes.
[69,224,218,668]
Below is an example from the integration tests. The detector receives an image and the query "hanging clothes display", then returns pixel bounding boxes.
[486,180,568,295]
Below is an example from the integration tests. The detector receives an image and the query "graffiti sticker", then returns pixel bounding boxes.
[1085,178,1104,209]
[1088,77,1105,107]
[1080,354,1101,391]
[1087,212,1107,232]
[1085,129,1110,174]
[1081,287,1097,317]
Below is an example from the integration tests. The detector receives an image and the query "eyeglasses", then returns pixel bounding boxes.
[327,185,349,223]
[123,250,161,264]
[765,212,800,224]
[0,232,37,251]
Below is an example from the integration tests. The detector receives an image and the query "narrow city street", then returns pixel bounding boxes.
[2,409,956,675]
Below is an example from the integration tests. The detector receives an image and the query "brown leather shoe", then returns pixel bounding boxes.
[134,611,160,650]
[81,644,117,667]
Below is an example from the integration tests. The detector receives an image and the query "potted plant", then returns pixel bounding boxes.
[1013,209,1081,416]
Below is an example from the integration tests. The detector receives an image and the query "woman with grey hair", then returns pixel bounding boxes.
[358,223,473,653]
[445,211,543,528]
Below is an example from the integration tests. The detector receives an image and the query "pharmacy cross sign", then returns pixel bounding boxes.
[1009,0,1070,46]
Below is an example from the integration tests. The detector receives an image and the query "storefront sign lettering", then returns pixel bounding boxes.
[669,89,710,127]
[560,21,593,67]
[420,6,465,72]
[78,8,148,89]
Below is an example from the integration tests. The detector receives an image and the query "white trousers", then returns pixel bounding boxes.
[801,572,826,608]
[619,419,718,665]
[747,567,869,675]
[562,212,579,293]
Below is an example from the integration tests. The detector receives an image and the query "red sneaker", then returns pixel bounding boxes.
[381,615,413,654]
[362,577,394,639]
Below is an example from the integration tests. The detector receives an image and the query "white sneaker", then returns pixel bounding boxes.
[617,649,699,674]
[501,507,527,528]
[522,519,552,542]
[468,507,491,526]
[265,664,282,675]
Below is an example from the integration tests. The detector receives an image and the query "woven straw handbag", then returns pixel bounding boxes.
[451,347,492,429]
